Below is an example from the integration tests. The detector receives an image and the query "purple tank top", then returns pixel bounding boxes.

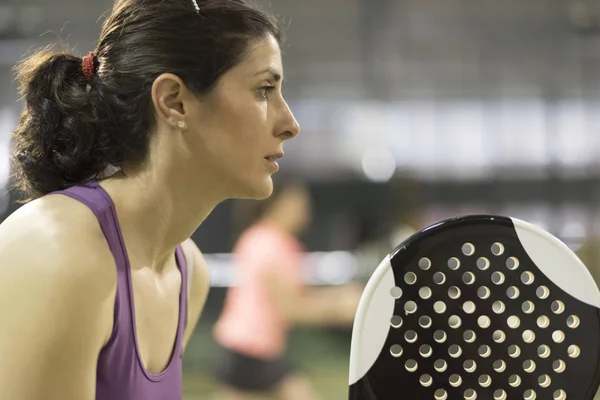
[53,181,187,400]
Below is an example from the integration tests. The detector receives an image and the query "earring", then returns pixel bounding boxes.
[177,121,187,129]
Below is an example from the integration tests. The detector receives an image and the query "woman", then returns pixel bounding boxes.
[212,181,363,400]
[0,0,299,399]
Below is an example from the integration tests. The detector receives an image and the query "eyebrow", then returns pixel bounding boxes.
[255,67,283,83]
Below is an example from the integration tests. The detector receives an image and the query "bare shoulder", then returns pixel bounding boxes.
[0,192,116,319]
[0,193,115,276]
[0,193,105,241]
[180,238,210,349]
[180,238,210,303]
[181,238,209,281]
[0,194,116,398]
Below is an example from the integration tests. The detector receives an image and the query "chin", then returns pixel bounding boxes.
[253,176,275,199]
[234,175,273,200]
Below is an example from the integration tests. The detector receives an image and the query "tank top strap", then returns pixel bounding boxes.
[51,181,128,272]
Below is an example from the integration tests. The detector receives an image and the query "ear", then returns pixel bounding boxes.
[151,73,189,128]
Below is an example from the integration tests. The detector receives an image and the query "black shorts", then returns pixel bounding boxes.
[212,345,294,392]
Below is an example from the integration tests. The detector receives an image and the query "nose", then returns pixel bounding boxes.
[276,100,300,140]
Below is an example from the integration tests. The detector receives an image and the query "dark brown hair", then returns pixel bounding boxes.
[11,0,282,200]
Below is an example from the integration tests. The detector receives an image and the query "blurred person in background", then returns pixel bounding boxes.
[572,219,600,400]
[212,180,364,400]
[354,178,423,282]
[0,0,300,399]
[577,223,600,287]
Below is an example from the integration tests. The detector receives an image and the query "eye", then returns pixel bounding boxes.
[258,85,276,100]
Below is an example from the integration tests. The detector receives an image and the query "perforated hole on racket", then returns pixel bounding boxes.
[349,215,600,400]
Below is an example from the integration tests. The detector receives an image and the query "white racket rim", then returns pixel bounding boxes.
[349,215,600,386]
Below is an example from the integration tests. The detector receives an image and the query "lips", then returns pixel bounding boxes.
[264,152,284,161]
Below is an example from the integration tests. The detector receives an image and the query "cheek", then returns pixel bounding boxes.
[192,94,270,176]
[222,108,268,165]
[200,121,263,181]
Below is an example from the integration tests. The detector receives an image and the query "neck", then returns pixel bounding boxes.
[99,165,222,272]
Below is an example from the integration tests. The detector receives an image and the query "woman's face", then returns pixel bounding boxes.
[184,34,300,200]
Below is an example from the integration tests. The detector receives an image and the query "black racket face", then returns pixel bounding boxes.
[349,215,600,400]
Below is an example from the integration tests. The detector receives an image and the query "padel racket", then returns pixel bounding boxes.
[349,215,600,400]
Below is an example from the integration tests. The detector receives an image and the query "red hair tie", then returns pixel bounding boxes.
[82,51,97,82]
